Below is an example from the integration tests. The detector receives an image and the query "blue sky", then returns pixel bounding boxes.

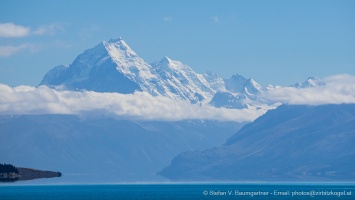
[0,0,354,87]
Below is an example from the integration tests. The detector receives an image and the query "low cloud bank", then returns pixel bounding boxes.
[0,84,264,122]
[1,74,354,121]
[262,74,355,105]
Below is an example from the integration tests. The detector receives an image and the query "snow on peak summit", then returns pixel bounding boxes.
[208,74,264,109]
[151,57,223,102]
[40,38,226,103]
[224,74,262,96]
[293,77,326,88]
[101,37,159,87]
[247,79,262,94]
[41,37,320,109]
[103,37,139,59]
[160,56,172,64]
[155,56,191,72]
[108,36,122,43]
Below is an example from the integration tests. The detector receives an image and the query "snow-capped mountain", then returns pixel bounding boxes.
[208,74,264,109]
[40,38,144,94]
[40,38,224,103]
[202,71,226,92]
[150,56,221,103]
[224,74,263,97]
[292,76,326,88]
[40,37,326,108]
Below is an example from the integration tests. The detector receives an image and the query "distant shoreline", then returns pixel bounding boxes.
[0,164,61,182]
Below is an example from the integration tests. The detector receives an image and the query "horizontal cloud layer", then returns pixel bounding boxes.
[261,74,355,105]
[0,84,266,122]
[0,22,64,38]
[0,23,30,38]
[1,74,354,121]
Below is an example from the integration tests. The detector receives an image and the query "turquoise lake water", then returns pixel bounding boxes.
[0,183,354,199]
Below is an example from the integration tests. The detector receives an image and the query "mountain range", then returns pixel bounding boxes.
[2,37,351,183]
[159,104,355,181]
[40,38,222,103]
[39,37,324,109]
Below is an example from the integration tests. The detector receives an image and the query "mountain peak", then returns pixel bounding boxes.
[293,76,325,88]
[249,79,261,88]
[231,74,247,81]
[40,37,266,105]
[156,56,187,70]
[159,56,172,64]
[105,37,129,50]
[102,37,140,62]
[224,74,263,98]
[107,37,123,43]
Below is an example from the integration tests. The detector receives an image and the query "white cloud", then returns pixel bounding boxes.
[0,84,265,122]
[33,23,64,35]
[0,23,30,38]
[0,84,69,114]
[0,23,65,57]
[2,74,353,121]
[0,23,64,38]
[261,74,355,105]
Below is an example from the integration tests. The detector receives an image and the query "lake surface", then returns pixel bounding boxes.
[0,183,354,199]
